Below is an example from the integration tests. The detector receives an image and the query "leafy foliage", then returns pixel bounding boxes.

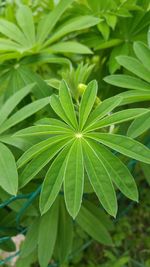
[14,80,150,219]
[104,35,150,138]
[0,1,150,267]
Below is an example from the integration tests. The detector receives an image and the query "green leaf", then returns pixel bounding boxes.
[35,118,71,129]
[97,21,110,41]
[116,56,150,83]
[104,74,150,91]
[15,251,36,267]
[40,143,73,215]
[55,197,73,263]
[50,94,73,127]
[148,27,150,48]
[85,96,122,128]
[109,43,129,74]
[79,80,97,130]
[83,200,114,231]
[0,51,19,61]
[0,142,18,195]
[94,144,138,201]
[127,110,150,138]
[64,140,84,218]
[85,108,148,132]
[16,66,53,99]
[19,138,69,188]
[38,199,59,267]
[44,15,100,46]
[0,97,50,134]
[118,90,150,106]
[95,39,123,50]
[16,5,35,45]
[76,205,113,245]
[48,41,92,54]
[104,14,117,30]
[21,219,40,258]
[15,125,72,138]
[140,162,150,186]
[59,80,78,128]
[83,139,117,217]
[87,0,117,13]
[0,135,38,152]
[37,0,74,44]
[133,41,150,72]
[0,83,35,125]
[0,19,27,46]
[87,133,150,164]
[17,135,70,168]
[0,38,22,52]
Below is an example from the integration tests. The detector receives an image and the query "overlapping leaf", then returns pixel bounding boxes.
[0,2,99,57]
[104,39,150,140]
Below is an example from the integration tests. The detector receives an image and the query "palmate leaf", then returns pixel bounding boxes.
[55,197,73,263]
[64,139,84,218]
[148,27,150,48]
[20,219,40,258]
[76,204,113,246]
[84,108,148,132]
[0,97,50,134]
[38,199,59,267]
[48,41,92,54]
[9,65,53,99]
[0,143,18,195]
[85,96,122,127]
[88,141,138,202]
[84,200,114,231]
[133,42,150,72]
[16,5,35,46]
[127,110,150,138]
[117,90,150,105]
[0,0,99,62]
[0,19,27,46]
[16,80,150,218]
[104,40,150,94]
[87,133,150,164]
[79,80,98,130]
[0,83,35,125]
[17,134,71,168]
[0,38,23,52]
[59,80,78,129]
[116,56,150,83]
[82,139,117,217]
[40,143,73,215]
[15,124,73,138]
[50,94,74,127]
[44,15,100,47]
[37,0,74,44]
[19,138,69,188]
[104,74,150,91]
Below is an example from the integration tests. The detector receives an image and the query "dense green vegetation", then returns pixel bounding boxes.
[0,0,150,266]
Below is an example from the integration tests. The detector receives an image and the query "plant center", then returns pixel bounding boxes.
[75,132,83,139]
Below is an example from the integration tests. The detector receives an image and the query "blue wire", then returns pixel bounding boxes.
[0,193,32,209]
[16,185,41,227]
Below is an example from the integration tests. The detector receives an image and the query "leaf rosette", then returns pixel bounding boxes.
[15,80,150,218]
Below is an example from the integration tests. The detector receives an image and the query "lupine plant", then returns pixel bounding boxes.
[0,1,150,267]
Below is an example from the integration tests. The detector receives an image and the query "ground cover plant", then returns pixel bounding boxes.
[0,0,150,266]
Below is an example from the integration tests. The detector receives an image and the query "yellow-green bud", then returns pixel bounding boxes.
[92,55,99,64]
[93,97,102,108]
[78,83,87,95]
